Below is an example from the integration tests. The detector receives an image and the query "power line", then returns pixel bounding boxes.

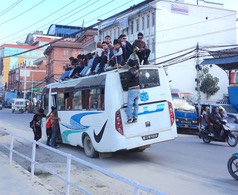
[157,26,238,45]
[85,0,133,25]
[2,0,129,44]
[2,0,97,43]
[0,0,121,59]
[2,0,237,61]
[156,12,237,33]
[156,49,196,65]
[0,0,46,26]
[1,22,100,59]
[65,0,116,25]
[199,44,238,49]
[0,0,77,40]
[0,0,23,17]
[52,0,100,27]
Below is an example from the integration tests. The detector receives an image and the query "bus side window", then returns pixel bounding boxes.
[73,90,82,110]
[65,97,70,110]
[57,93,64,110]
[98,88,105,110]
[82,90,91,110]
[64,92,73,110]
[90,89,99,110]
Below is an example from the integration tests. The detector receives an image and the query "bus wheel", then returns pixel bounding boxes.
[83,135,98,158]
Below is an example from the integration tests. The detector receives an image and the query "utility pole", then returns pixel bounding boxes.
[23,61,26,99]
[195,43,201,116]
[31,73,33,101]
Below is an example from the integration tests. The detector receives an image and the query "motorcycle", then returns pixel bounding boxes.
[227,153,238,180]
[199,120,238,147]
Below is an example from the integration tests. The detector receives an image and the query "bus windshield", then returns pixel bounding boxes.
[119,69,160,91]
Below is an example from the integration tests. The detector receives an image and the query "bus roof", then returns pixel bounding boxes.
[45,65,162,90]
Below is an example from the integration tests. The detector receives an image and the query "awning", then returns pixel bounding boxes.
[200,56,238,70]
[30,87,42,92]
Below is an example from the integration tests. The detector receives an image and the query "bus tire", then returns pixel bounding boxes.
[83,135,98,158]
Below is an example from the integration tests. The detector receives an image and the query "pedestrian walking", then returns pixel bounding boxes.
[31,108,46,148]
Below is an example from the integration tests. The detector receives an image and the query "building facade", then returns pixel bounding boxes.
[3,33,58,95]
[0,44,37,88]
[75,29,98,54]
[8,64,46,98]
[97,0,237,101]
[44,40,82,83]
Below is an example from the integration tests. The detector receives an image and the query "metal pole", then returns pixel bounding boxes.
[133,187,139,195]
[31,73,33,101]
[31,141,36,180]
[196,43,201,117]
[10,136,14,164]
[66,154,72,195]
[23,62,26,99]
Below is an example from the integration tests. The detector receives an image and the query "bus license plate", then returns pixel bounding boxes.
[142,133,159,141]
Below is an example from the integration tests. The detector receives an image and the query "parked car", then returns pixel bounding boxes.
[173,99,199,131]
[11,98,29,113]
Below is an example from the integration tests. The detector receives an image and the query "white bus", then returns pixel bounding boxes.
[41,65,177,157]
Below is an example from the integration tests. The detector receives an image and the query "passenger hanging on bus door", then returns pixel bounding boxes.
[49,107,61,148]
[126,59,140,124]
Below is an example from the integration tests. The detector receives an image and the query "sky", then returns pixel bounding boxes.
[0,0,237,45]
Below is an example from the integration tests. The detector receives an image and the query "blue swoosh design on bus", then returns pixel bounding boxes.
[61,112,100,129]
[138,104,165,115]
[61,112,101,143]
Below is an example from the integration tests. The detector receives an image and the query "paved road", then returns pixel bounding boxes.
[0,108,238,194]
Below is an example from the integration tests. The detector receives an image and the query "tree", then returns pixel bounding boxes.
[199,67,220,99]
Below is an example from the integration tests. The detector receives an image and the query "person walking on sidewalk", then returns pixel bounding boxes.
[32,108,46,148]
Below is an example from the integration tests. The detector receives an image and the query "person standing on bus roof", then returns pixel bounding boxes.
[126,59,140,124]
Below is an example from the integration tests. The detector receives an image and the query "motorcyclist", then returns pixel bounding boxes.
[218,108,227,120]
[208,106,222,138]
[201,106,214,133]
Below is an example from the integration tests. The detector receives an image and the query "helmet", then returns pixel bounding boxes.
[212,106,218,112]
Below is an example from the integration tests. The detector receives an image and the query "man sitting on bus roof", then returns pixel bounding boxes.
[132,32,150,65]
[108,39,123,68]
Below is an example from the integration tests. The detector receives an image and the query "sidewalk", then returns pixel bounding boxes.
[0,153,55,195]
